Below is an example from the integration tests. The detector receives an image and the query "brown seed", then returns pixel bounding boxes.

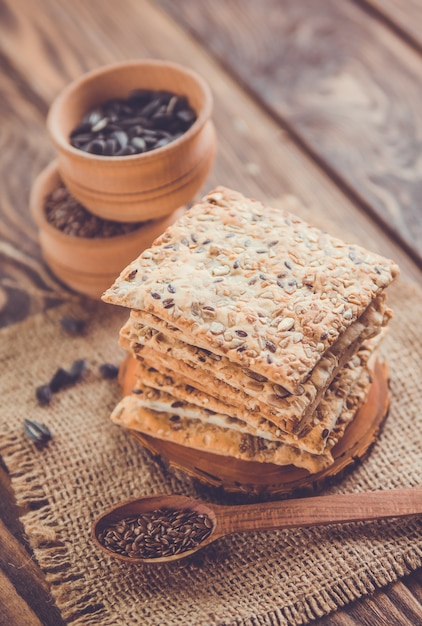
[44,184,142,238]
[242,368,268,383]
[272,384,290,399]
[98,508,213,559]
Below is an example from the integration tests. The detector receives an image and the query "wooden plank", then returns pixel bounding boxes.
[0,466,66,626]
[405,569,422,604]
[0,127,76,327]
[358,0,422,52]
[0,49,83,326]
[0,0,420,291]
[0,519,66,626]
[0,463,63,625]
[385,580,422,624]
[345,582,422,626]
[313,580,422,626]
[0,569,43,626]
[156,0,422,267]
[0,462,25,538]
[0,0,92,102]
[313,579,422,625]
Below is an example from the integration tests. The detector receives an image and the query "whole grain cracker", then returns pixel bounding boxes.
[121,302,385,433]
[128,336,374,437]
[130,340,380,454]
[103,187,399,394]
[128,293,390,393]
[130,349,375,455]
[111,365,372,473]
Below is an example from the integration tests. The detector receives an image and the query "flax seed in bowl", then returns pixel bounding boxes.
[46,60,216,222]
[30,159,185,298]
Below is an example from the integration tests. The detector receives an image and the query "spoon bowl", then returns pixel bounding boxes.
[92,494,218,563]
[92,487,422,564]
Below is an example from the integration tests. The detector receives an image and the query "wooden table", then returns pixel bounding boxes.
[1,1,421,624]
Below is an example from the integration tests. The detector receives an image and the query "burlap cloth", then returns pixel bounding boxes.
[1,279,421,626]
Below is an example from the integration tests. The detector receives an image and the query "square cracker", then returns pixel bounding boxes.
[131,337,379,455]
[103,187,398,394]
[111,365,372,473]
[129,344,375,455]
[121,297,385,433]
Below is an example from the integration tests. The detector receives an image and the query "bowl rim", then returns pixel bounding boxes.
[47,59,213,166]
[62,135,215,202]
[30,159,183,248]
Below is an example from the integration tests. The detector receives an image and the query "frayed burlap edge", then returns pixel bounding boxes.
[228,545,422,626]
[0,301,128,625]
[0,436,103,624]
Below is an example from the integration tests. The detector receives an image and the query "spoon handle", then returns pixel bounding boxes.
[214,487,422,537]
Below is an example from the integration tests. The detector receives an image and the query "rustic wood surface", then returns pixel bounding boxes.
[360,0,422,52]
[0,0,421,624]
[157,0,422,268]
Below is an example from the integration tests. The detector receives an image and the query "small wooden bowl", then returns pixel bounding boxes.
[30,159,185,298]
[46,60,216,222]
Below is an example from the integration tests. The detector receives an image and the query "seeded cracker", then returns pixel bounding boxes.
[121,297,387,434]
[126,336,381,456]
[120,321,381,436]
[111,363,373,473]
[103,187,399,395]
[104,186,398,475]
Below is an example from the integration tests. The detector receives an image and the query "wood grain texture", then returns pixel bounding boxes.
[157,0,422,267]
[0,468,66,626]
[358,0,422,52]
[0,70,76,326]
[0,569,43,626]
[406,568,422,604]
[314,578,422,625]
[0,0,421,330]
[0,520,66,626]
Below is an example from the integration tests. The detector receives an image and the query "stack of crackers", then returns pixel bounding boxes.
[103,187,399,474]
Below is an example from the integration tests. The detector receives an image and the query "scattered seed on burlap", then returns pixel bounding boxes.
[49,359,87,391]
[48,368,74,393]
[36,359,88,404]
[68,359,87,382]
[69,89,197,156]
[36,384,52,406]
[60,316,86,335]
[99,363,119,380]
[45,185,143,238]
[23,419,52,447]
[98,508,213,559]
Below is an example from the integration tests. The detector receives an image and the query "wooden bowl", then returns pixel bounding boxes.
[46,60,216,222]
[119,356,391,498]
[30,159,185,298]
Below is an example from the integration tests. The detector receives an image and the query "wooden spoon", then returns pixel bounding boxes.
[92,487,422,564]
